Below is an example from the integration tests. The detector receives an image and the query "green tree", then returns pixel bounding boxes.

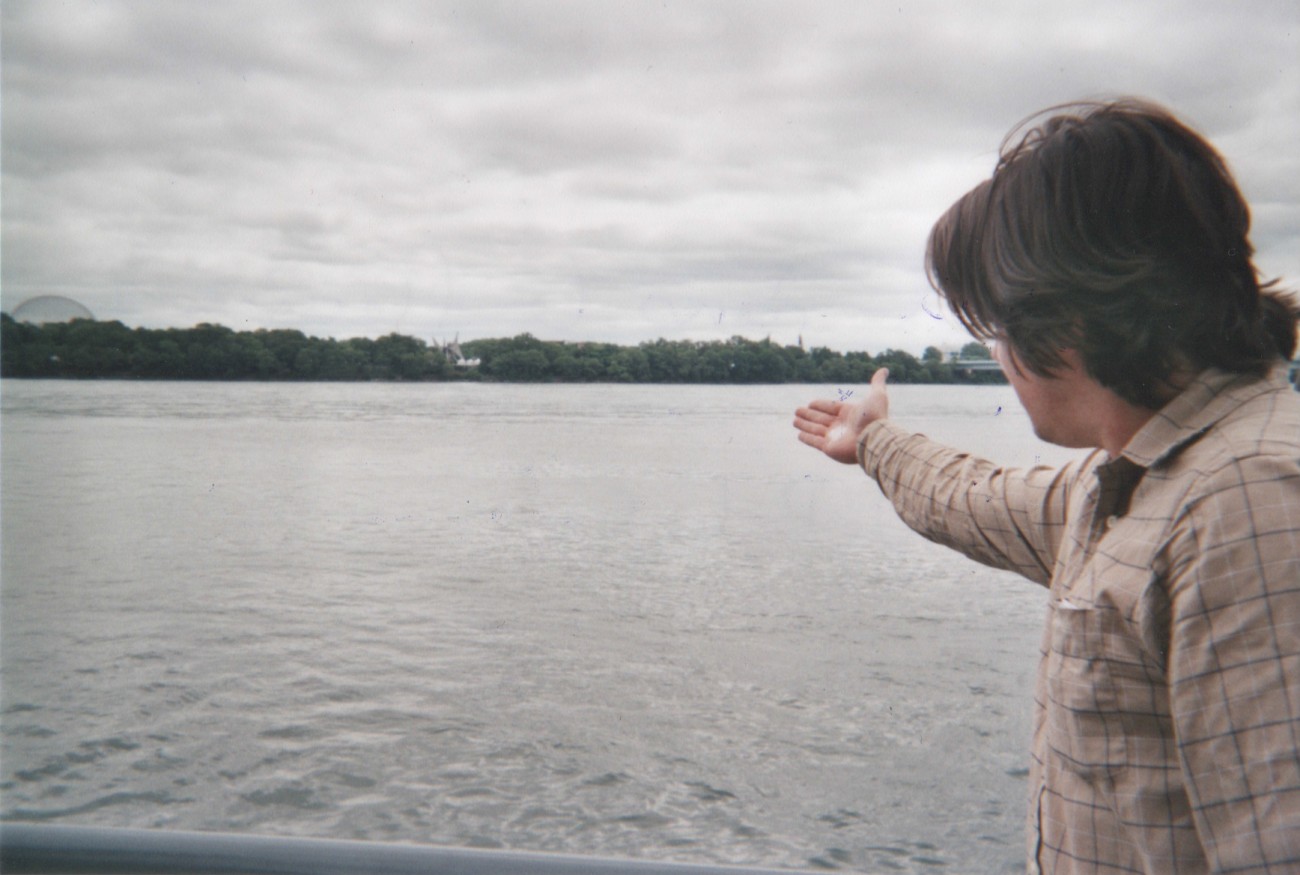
[256,329,313,377]
[0,311,1010,384]
[693,342,735,382]
[873,349,919,382]
[491,349,552,381]
[371,333,439,380]
[640,338,704,382]
[606,347,650,382]
[134,334,187,378]
[728,338,789,383]
[317,341,369,380]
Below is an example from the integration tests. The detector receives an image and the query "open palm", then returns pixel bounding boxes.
[793,368,890,464]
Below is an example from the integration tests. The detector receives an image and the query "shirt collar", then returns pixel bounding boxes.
[1119,366,1290,470]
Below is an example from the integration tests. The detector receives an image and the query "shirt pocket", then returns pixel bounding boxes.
[1045,598,1130,778]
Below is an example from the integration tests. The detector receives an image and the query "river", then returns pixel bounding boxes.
[1,379,1081,873]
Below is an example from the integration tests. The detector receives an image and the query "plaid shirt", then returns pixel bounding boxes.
[857,367,1300,874]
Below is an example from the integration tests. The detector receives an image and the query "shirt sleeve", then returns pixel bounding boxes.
[1167,451,1300,871]
[857,419,1086,587]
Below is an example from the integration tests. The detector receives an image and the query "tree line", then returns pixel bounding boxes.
[0,313,1003,385]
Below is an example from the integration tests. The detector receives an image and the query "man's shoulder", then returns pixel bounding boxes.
[1161,373,1300,499]
[1198,371,1300,460]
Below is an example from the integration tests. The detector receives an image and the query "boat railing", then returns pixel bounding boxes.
[0,822,827,875]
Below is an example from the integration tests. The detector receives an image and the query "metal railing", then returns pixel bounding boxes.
[0,823,821,875]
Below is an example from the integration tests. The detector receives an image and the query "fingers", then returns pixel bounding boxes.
[796,374,886,463]
[792,413,826,438]
[794,403,837,426]
[790,397,842,429]
[809,398,842,413]
[795,430,825,450]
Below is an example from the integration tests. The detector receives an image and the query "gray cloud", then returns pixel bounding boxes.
[3,0,1297,355]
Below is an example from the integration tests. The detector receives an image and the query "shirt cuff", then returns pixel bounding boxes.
[856,419,911,477]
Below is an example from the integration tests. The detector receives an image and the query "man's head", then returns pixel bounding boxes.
[926,98,1299,409]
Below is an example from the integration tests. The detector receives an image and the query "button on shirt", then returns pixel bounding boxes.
[857,368,1300,874]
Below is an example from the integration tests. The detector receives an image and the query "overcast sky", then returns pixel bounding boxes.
[3,1,1297,354]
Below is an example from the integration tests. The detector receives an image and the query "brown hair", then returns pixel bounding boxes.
[926,98,1298,408]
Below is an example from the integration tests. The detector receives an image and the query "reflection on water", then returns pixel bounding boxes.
[1,380,1079,873]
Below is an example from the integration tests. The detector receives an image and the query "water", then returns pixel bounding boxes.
[1,379,1080,872]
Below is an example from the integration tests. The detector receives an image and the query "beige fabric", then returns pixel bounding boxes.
[857,368,1300,873]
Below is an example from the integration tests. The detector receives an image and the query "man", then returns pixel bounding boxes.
[794,99,1300,874]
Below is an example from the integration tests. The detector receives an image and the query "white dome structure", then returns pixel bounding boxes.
[10,295,95,324]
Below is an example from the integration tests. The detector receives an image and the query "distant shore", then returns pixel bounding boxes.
[1,314,1005,385]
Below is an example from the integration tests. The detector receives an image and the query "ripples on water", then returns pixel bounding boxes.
[1,381,1079,872]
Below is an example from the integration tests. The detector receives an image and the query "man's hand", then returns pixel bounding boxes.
[793,368,890,465]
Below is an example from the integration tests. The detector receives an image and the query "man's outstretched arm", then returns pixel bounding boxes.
[795,366,1078,585]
